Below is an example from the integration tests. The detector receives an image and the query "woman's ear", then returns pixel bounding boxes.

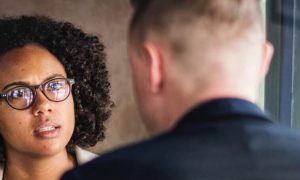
[142,43,164,94]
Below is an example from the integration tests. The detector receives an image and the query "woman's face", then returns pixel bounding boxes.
[0,44,75,158]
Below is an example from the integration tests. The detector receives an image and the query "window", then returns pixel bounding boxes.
[265,0,300,128]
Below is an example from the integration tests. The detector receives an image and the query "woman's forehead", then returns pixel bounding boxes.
[0,44,67,90]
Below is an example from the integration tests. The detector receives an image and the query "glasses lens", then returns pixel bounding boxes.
[6,87,34,109]
[43,79,71,102]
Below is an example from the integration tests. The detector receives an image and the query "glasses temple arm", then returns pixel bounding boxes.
[0,93,6,99]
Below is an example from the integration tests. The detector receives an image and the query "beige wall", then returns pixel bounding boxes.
[0,0,148,154]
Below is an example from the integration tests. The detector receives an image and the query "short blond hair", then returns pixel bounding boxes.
[129,0,264,51]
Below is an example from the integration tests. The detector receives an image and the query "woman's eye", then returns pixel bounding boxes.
[11,89,25,98]
[7,88,30,101]
[47,82,64,91]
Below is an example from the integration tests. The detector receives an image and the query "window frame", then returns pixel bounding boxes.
[265,0,296,127]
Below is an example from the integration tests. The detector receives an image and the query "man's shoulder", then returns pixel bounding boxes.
[89,131,179,164]
[62,121,300,180]
[62,133,179,180]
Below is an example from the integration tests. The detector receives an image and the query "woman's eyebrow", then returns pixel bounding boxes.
[2,81,28,91]
[2,74,65,91]
[43,74,65,82]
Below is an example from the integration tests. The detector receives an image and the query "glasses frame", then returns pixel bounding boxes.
[0,78,75,110]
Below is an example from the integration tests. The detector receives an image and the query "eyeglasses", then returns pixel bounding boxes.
[0,78,75,110]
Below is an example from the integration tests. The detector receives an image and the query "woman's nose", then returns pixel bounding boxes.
[31,89,54,116]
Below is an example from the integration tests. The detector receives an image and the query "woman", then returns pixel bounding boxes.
[0,16,112,180]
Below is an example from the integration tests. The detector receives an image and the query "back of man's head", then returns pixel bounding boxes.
[128,0,273,133]
[130,0,263,41]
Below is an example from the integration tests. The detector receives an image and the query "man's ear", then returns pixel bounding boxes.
[142,43,164,94]
[261,41,274,78]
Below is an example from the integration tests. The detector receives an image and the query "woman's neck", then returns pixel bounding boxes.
[3,149,76,180]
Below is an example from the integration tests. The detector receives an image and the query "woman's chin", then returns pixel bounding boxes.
[29,142,68,158]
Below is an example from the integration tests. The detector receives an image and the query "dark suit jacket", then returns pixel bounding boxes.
[62,98,300,180]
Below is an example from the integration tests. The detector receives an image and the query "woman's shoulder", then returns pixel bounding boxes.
[75,146,98,165]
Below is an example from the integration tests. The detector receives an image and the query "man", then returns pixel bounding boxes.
[62,0,300,179]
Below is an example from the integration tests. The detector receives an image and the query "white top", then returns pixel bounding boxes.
[0,146,97,179]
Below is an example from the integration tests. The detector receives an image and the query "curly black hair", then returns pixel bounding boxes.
[0,15,113,163]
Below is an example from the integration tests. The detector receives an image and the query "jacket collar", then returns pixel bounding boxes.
[175,98,271,128]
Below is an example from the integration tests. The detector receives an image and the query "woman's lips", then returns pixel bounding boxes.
[34,123,61,139]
